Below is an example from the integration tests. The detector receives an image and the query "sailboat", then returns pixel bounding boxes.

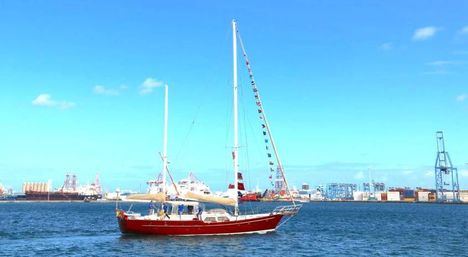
[116,20,301,236]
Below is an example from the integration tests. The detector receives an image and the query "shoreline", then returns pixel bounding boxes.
[1,200,466,204]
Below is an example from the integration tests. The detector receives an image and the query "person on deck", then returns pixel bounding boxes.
[197,206,203,220]
[148,201,155,215]
[158,209,165,220]
[178,204,184,219]
[162,203,170,219]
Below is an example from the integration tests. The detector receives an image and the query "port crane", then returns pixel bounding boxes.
[434,131,460,202]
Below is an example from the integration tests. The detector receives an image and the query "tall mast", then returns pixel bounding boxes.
[232,19,239,215]
[162,84,169,194]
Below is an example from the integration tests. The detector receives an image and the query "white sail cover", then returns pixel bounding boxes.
[125,192,166,202]
[183,191,236,206]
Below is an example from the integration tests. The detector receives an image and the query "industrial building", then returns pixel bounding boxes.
[326,183,356,200]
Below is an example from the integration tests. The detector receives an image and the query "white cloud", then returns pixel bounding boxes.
[32,93,75,109]
[139,78,163,95]
[422,70,450,75]
[426,60,461,66]
[32,94,55,107]
[456,93,467,102]
[424,60,463,75]
[354,171,365,180]
[379,42,393,51]
[413,26,439,41]
[459,26,468,35]
[93,85,127,96]
[403,170,414,175]
[424,170,433,177]
[58,101,76,109]
[94,85,118,96]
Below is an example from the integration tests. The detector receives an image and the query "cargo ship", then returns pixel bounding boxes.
[17,191,96,201]
[18,174,102,201]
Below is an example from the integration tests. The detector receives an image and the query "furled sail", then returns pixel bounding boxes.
[125,192,166,202]
[183,191,236,206]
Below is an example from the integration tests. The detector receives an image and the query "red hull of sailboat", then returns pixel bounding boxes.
[118,214,284,236]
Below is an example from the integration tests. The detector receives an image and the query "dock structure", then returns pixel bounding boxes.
[434,131,460,203]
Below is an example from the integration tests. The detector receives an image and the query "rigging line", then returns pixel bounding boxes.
[239,79,250,173]
[170,35,231,171]
[236,29,295,205]
[276,215,295,229]
[173,105,200,164]
[224,79,233,188]
[224,78,233,149]
[239,79,256,213]
[158,152,180,196]
[238,41,258,174]
[236,31,275,186]
[172,79,213,168]
[242,79,268,179]
[240,82,268,181]
[240,78,262,211]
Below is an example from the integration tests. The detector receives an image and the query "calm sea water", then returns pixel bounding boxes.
[0,202,466,256]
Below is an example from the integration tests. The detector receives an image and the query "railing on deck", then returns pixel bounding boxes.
[272,204,302,216]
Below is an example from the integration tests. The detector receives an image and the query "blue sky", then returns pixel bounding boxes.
[0,1,467,192]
